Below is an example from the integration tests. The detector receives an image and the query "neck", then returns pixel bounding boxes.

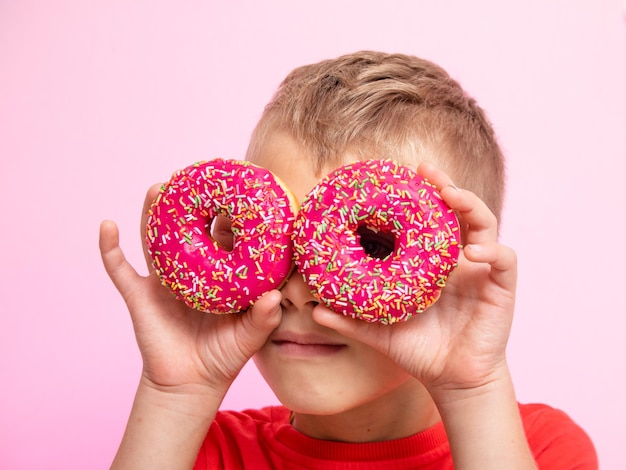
[291,378,440,443]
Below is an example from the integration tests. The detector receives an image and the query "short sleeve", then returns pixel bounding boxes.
[521,403,598,469]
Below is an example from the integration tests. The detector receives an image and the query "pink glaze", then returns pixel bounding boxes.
[293,159,461,324]
[146,159,296,314]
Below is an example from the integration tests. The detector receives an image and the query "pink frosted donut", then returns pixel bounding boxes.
[146,159,297,314]
[293,159,461,324]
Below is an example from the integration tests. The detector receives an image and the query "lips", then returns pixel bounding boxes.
[270,331,347,357]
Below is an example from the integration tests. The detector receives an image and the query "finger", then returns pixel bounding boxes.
[239,290,283,352]
[312,305,389,351]
[418,162,498,245]
[248,290,283,332]
[141,183,164,271]
[464,242,517,290]
[417,161,456,191]
[99,220,142,302]
[440,185,498,245]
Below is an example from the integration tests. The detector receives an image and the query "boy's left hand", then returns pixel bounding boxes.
[312,162,517,398]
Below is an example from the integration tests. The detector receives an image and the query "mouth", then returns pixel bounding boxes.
[270,332,347,357]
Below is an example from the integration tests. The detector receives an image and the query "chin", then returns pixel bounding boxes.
[279,391,358,416]
[260,372,355,415]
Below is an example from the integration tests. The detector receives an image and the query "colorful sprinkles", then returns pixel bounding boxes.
[293,159,461,324]
[146,159,296,314]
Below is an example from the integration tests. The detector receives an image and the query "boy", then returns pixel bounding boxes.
[100,51,597,468]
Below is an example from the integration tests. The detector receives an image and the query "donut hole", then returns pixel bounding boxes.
[356,225,395,260]
[207,214,234,252]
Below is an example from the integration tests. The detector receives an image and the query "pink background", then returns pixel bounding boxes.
[1,1,625,468]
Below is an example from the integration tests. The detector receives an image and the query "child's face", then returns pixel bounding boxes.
[249,132,428,420]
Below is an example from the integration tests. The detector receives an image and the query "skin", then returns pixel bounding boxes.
[100,132,537,469]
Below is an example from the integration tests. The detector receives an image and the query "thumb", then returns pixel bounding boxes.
[313,306,387,349]
[99,219,142,302]
[239,290,283,350]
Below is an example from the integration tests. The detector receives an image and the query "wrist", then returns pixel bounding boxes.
[111,377,223,469]
[427,362,537,469]
[137,374,227,420]
[427,360,513,410]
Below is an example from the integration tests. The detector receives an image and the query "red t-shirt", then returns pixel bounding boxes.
[195,403,597,469]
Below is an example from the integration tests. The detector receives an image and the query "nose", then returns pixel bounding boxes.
[280,271,320,311]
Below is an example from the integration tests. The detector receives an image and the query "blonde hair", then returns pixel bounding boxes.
[247,51,506,221]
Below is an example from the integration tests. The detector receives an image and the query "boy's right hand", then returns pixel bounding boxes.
[99,184,282,400]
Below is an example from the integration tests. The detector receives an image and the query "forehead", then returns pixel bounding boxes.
[248,132,346,204]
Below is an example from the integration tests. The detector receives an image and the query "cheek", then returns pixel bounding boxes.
[351,347,413,391]
[252,349,276,385]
